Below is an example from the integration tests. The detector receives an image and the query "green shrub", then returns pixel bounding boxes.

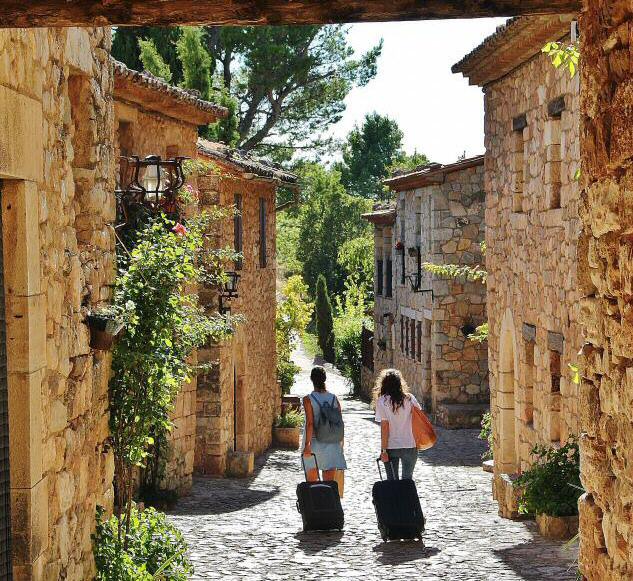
[333,279,371,394]
[93,506,193,581]
[277,358,301,395]
[515,439,582,517]
[275,409,304,428]
[479,412,493,461]
[276,275,313,394]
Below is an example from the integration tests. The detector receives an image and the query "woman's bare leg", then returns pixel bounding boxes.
[306,467,319,482]
[322,469,336,481]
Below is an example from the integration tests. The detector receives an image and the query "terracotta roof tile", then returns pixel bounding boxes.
[452,15,575,87]
[113,59,228,125]
[197,138,298,185]
[384,155,484,191]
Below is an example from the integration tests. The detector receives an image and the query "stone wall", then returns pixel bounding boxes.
[483,43,582,517]
[577,2,633,578]
[0,27,115,580]
[371,161,488,428]
[195,170,279,476]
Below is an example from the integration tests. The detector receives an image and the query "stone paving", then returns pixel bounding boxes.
[169,345,577,580]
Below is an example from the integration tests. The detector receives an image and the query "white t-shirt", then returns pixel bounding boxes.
[375,394,422,449]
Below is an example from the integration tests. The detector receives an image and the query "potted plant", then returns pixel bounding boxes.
[515,439,582,540]
[273,409,303,449]
[395,240,404,251]
[86,306,125,351]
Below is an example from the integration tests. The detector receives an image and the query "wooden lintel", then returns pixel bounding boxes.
[0,0,582,28]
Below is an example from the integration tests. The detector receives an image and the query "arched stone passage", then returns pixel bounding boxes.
[497,309,519,475]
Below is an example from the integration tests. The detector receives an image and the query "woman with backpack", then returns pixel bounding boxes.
[302,366,347,482]
[374,368,423,480]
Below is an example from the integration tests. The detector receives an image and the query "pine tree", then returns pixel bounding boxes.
[177,27,213,99]
[315,274,335,363]
[138,38,173,83]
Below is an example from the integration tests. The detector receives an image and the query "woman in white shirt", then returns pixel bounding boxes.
[374,369,421,480]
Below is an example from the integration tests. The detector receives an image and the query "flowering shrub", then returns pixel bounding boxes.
[108,213,240,552]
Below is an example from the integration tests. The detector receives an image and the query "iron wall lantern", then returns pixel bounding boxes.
[116,155,188,228]
[219,271,240,314]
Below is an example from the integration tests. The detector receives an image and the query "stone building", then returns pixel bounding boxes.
[195,140,298,477]
[453,15,581,518]
[363,156,488,428]
[0,27,116,580]
[112,60,227,496]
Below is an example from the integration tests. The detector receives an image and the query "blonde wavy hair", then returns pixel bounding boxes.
[373,368,410,411]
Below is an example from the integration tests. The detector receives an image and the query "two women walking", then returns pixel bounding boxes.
[301,365,422,482]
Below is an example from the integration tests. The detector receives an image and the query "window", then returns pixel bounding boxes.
[410,319,416,359]
[524,341,535,424]
[511,113,527,213]
[416,321,422,362]
[259,197,267,268]
[400,316,404,353]
[550,351,561,393]
[376,259,384,296]
[546,97,564,210]
[234,194,243,269]
[405,317,410,356]
[385,259,393,298]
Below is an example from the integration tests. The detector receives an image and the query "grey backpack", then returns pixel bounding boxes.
[311,394,344,443]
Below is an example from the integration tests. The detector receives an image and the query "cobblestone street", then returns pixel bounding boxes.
[169,348,577,580]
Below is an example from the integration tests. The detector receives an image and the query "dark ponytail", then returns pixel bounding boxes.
[310,366,327,392]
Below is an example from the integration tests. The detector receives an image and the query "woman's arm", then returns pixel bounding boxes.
[380,420,390,462]
[303,396,314,457]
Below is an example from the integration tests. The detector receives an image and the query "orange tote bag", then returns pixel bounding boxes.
[412,406,437,450]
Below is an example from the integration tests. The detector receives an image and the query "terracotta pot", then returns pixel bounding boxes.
[536,513,579,540]
[87,315,124,351]
[273,427,301,449]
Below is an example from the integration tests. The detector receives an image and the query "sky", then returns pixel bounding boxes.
[329,18,508,165]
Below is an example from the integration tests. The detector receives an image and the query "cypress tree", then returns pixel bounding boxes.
[315,274,335,363]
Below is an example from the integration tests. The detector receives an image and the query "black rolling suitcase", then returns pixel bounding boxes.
[296,454,344,532]
[372,458,425,541]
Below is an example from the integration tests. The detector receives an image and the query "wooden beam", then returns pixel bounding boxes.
[0,0,582,28]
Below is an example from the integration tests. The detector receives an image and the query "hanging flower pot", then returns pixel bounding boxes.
[395,241,404,251]
[86,309,125,351]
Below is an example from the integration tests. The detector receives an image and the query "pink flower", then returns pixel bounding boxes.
[395,241,404,250]
[172,223,188,236]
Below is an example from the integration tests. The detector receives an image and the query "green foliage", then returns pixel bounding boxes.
[110,213,239,546]
[422,262,487,283]
[315,275,335,363]
[333,279,372,393]
[295,164,372,296]
[515,439,582,517]
[205,86,240,147]
[542,41,580,78]
[276,210,303,278]
[479,412,493,461]
[276,275,313,394]
[138,38,173,83]
[207,25,382,154]
[274,409,304,428]
[469,322,489,343]
[337,112,429,200]
[177,27,213,99]
[94,506,193,581]
[337,235,375,298]
[113,28,184,84]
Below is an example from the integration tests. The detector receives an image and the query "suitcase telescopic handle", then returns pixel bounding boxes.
[376,458,384,481]
[302,452,320,481]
